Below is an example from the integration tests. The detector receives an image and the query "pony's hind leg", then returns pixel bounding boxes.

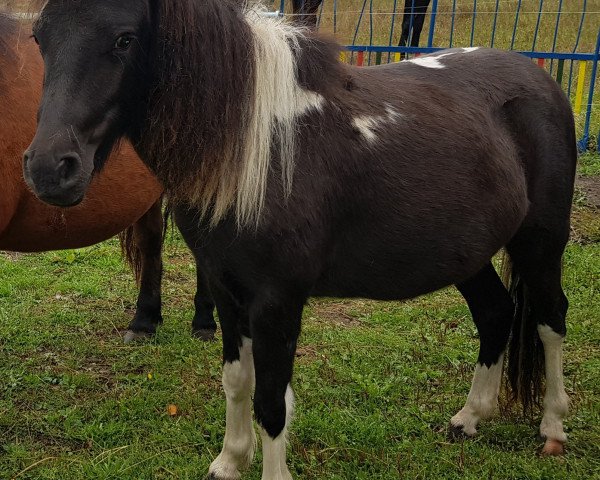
[123,200,164,343]
[507,238,569,455]
[450,262,514,438]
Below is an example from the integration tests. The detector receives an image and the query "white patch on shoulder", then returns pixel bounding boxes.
[385,103,401,121]
[352,116,381,143]
[352,104,402,144]
[462,47,480,53]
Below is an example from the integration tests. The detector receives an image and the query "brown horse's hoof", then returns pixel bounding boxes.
[193,328,217,342]
[123,329,154,344]
[540,438,565,456]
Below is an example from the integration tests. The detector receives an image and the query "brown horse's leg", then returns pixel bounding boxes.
[124,200,164,343]
[191,266,217,340]
[171,206,217,341]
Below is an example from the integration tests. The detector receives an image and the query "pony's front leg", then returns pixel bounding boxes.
[208,293,256,480]
[252,294,303,480]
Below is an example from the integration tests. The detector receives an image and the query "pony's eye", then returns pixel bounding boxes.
[114,35,133,51]
[31,34,39,45]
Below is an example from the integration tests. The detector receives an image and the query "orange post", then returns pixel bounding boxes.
[357,51,364,67]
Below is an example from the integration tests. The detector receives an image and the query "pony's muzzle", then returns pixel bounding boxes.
[23,149,85,207]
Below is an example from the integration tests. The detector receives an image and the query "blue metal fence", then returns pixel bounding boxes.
[279,1,600,152]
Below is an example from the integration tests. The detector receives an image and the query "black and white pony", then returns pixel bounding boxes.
[24,1,575,478]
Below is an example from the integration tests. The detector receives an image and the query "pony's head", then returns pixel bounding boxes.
[23,0,155,206]
[24,0,331,226]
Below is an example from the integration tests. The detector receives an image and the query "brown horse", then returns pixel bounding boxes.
[0,12,217,341]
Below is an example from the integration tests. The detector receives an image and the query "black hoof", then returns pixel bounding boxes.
[205,474,230,480]
[193,328,217,341]
[123,329,155,344]
[448,423,469,441]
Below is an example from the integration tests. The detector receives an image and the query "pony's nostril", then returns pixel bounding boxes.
[57,153,82,184]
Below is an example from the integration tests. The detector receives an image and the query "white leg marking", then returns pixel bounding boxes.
[538,324,569,444]
[209,337,256,479]
[450,354,504,436]
[260,385,294,480]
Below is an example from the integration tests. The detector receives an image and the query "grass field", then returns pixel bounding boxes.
[1,155,599,479]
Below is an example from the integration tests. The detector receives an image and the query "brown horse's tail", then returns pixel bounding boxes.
[501,252,544,413]
[118,197,166,286]
[118,226,143,285]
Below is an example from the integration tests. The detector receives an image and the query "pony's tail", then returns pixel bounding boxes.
[502,252,545,413]
[118,226,143,286]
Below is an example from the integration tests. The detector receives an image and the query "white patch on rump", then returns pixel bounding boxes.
[407,47,480,69]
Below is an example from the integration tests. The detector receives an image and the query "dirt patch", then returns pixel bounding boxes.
[0,251,25,261]
[306,299,373,327]
[570,176,600,244]
[575,175,600,209]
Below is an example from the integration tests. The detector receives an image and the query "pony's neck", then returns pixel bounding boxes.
[141,1,330,227]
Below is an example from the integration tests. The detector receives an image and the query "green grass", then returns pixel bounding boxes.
[579,152,600,177]
[1,213,599,478]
